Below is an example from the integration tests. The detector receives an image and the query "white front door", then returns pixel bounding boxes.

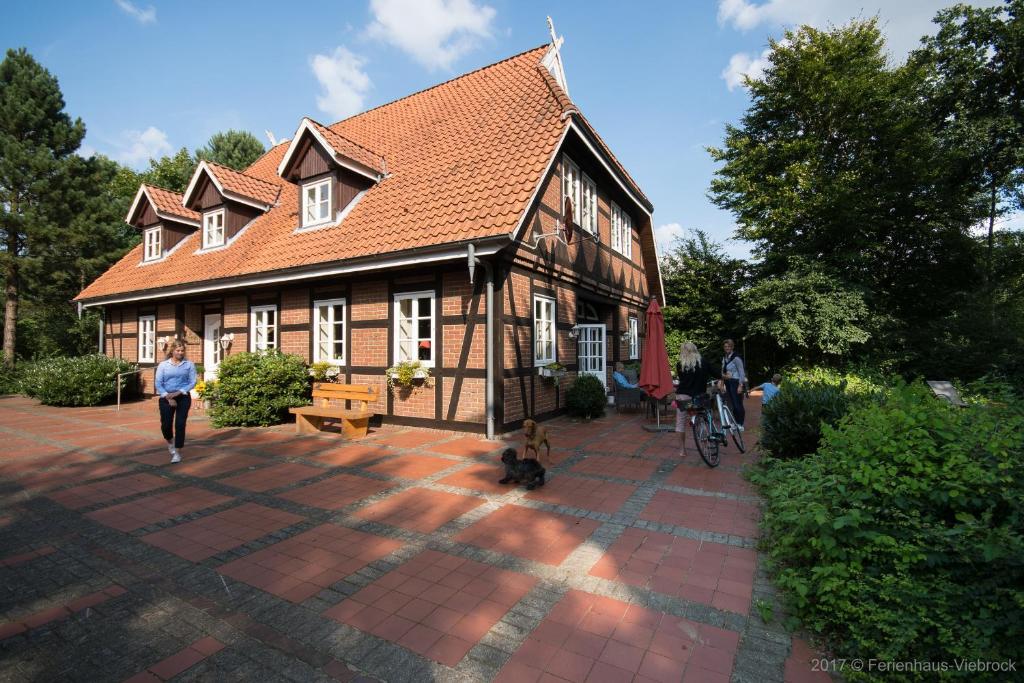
[203,313,223,380]
[577,324,606,383]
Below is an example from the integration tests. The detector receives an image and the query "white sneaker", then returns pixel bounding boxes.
[167,442,175,454]
[170,449,181,464]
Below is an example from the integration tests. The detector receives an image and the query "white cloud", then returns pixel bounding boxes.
[655,222,684,256]
[112,126,171,167]
[366,0,496,70]
[114,0,156,24]
[717,0,1004,89]
[310,47,373,121]
[722,48,771,91]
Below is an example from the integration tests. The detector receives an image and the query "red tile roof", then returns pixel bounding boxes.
[77,44,650,302]
[306,119,386,176]
[198,160,282,208]
[139,185,200,224]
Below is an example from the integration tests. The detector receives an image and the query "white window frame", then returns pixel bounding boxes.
[143,227,161,261]
[138,315,156,363]
[313,298,347,365]
[562,155,581,226]
[393,291,435,368]
[628,316,639,360]
[203,209,225,249]
[611,202,632,258]
[302,178,332,228]
[250,305,278,352]
[533,295,556,366]
[580,173,597,234]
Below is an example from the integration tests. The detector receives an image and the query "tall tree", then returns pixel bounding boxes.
[708,20,982,368]
[0,48,85,367]
[196,129,265,171]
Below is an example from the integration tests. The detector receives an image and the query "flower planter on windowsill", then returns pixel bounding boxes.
[389,370,428,381]
[538,367,567,379]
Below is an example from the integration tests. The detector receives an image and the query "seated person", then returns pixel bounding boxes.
[754,373,783,404]
[612,362,638,389]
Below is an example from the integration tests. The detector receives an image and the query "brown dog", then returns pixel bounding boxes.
[522,419,551,466]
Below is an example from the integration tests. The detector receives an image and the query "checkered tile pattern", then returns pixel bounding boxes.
[86,487,232,532]
[142,503,304,562]
[525,475,637,514]
[47,473,170,509]
[353,488,483,533]
[640,490,761,538]
[276,473,396,510]
[454,504,601,565]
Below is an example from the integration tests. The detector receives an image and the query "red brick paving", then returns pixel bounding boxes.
[369,430,448,449]
[427,436,503,457]
[17,462,134,491]
[496,589,739,683]
[525,475,637,514]
[0,585,126,641]
[589,528,757,615]
[174,453,267,477]
[276,473,396,510]
[570,455,660,481]
[86,487,232,532]
[0,452,96,477]
[124,636,225,682]
[0,436,65,459]
[219,462,323,492]
[436,462,509,494]
[665,463,755,497]
[353,487,483,533]
[454,504,601,566]
[306,444,392,467]
[218,524,401,603]
[48,473,171,509]
[0,545,57,567]
[142,503,304,562]
[640,490,761,538]
[783,637,832,683]
[323,549,536,666]
[365,454,457,479]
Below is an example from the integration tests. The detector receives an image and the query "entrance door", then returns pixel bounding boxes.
[577,324,606,383]
[203,313,223,380]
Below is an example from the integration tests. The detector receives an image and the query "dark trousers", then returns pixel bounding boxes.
[724,378,746,426]
[159,394,191,448]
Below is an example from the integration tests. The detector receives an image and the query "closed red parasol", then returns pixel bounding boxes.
[638,297,675,430]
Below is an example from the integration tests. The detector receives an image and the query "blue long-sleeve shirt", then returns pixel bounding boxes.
[155,359,197,397]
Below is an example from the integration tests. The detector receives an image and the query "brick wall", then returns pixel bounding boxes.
[223,295,247,357]
[280,287,310,359]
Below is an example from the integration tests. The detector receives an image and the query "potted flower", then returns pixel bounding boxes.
[190,364,206,399]
[387,360,431,389]
[309,360,341,383]
[538,362,566,379]
[196,379,216,410]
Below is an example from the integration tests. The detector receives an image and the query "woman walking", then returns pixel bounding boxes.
[675,342,716,449]
[721,338,746,427]
[155,338,197,464]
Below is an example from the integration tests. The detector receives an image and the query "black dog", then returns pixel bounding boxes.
[498,448,546,490]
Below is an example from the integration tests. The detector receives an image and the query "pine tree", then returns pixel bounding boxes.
[0,48,86,367]
[196,129,266,171]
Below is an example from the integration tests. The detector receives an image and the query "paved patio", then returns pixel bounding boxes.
[0,393,827,682]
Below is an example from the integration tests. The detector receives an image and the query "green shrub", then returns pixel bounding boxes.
[208,350,310,427]
[0,364,20,395]
[760,368,883,458]
[566,374,607,419]
[19,355,137,406]
[754,381,1024,678]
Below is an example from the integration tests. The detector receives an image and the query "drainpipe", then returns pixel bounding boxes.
[98,308,105,354]
[467,244,495,439]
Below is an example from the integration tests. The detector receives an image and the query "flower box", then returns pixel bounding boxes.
[538,367,567,378]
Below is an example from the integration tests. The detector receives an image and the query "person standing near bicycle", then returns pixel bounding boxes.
[674,342,717,438]
[721,338,746,428]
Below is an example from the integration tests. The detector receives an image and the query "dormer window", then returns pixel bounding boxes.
[302,179,332,227]
[203,209,225,249]
[143,227,162,261]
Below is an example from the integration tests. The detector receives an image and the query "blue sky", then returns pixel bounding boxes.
[3,0,1010,259]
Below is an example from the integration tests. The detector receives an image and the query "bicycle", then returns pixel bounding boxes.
[681,393,724,467]
[710,381,746,453]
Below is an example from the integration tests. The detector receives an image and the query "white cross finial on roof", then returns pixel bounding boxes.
[543,16,569,98]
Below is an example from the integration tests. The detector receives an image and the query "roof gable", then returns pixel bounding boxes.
[182,160,281,212]
[126,185,200,227]
[278,118,386,181]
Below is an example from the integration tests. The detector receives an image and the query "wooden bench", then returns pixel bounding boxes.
[289,383,378,439]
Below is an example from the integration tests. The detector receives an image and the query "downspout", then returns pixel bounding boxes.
[467,244,495,439]
[98,308,105,354]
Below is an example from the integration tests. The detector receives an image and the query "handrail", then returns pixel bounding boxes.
[116,369,142,411]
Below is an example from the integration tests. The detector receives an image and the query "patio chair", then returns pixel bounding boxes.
[927,380,967,407]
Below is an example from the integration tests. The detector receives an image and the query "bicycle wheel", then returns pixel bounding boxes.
[721,404,746,453]
[695,414,720,467]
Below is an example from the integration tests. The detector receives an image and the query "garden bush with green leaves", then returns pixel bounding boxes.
[19,355,137,406]
[754,380,1024,678]
[566,374,606,419]
[759,368,883,458]
[208,350,310,427]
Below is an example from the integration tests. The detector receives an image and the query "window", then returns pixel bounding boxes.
[250,305,277,351]
[562,155,580,223]
[302,178,332,227]
[534,295,556,365]
[203,209,225,248]
[580,173,597,234]
[138,315,156,363]
[313,298,346,364]
[143,227,161,261]
[394,291,435,367]
[628,316,639,360]
[611,202,632,258]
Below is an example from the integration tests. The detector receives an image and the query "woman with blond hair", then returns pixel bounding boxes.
[154,338,197,464]
[674,342,716,440]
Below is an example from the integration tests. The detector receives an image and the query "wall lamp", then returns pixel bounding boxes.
[218,332,235,351]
